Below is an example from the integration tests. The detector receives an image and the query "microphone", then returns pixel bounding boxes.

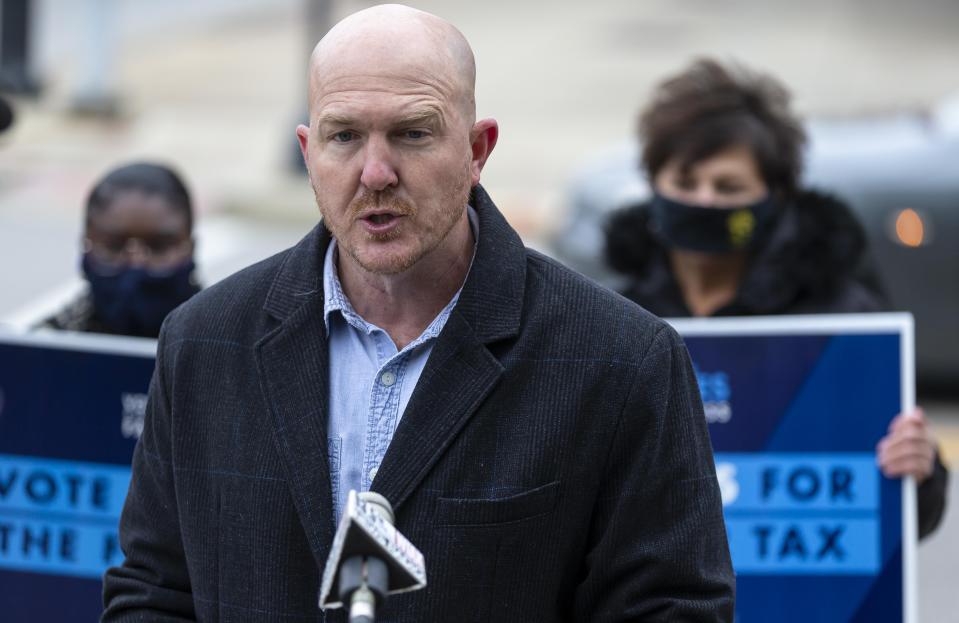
[319,490,427,622]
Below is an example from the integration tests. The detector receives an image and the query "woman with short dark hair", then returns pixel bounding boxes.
[640,58,805,201]
[605,58,947,538]
[607,58,882,317]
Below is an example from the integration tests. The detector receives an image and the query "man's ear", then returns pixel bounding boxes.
[469,118,498,186]
[296,124,311,167]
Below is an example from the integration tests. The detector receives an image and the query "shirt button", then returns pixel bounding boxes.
[380,370,397,387]
[369,467,378,480]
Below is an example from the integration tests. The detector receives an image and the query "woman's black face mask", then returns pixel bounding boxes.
[648,192,778,254]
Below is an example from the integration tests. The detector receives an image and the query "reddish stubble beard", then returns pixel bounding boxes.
[313,161,473,276]
[347,191,416,243]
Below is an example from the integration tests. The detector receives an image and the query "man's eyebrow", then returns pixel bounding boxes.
[316,112,354,127]
[396,107,444,127]
[315,106,445,129]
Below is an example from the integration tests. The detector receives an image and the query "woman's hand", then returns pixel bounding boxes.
[877,407,936,483]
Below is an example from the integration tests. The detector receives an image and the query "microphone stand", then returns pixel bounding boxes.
[340,555,389,623]
[338,493,394,623]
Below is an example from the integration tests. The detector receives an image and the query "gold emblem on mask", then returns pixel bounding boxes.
[727,209,756,248]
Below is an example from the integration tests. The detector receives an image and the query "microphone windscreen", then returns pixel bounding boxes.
[319,490,427,610]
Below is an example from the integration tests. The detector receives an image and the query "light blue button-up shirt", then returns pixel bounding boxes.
[323,209,477,522]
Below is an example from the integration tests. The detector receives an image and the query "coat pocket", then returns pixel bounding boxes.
[435,480,560,526]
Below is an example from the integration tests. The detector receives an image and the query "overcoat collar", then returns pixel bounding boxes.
[254,185,526,568]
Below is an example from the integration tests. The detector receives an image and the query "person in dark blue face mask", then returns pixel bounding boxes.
[40,162,200,338]
[603,58,948,540]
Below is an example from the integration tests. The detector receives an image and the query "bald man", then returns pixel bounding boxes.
[102,5,733,621]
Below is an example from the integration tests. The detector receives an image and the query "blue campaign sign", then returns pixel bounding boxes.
[671,314,916,623]
[0,330,155,622]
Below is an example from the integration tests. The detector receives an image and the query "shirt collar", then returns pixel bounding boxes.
[323,204,479,336]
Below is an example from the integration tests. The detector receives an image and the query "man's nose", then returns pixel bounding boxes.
[359,137,399,191]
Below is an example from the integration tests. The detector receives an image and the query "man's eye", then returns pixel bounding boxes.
[405,130,427,140]
[333,131,356,143]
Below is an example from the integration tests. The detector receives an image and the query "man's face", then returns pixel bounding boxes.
[298,68,476,276]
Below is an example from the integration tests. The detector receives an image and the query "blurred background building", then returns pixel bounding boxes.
[0,0,956,616]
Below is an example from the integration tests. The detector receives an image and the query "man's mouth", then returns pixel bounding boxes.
[350,193,415,234]
[359,211,405,234]
[365,213,397,225]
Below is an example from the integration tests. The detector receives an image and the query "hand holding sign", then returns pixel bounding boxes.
[877,407,936,483]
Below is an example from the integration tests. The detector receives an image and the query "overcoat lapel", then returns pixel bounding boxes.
[371,312,505,511]
[373,186,527,513]
[254,225,336,569]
